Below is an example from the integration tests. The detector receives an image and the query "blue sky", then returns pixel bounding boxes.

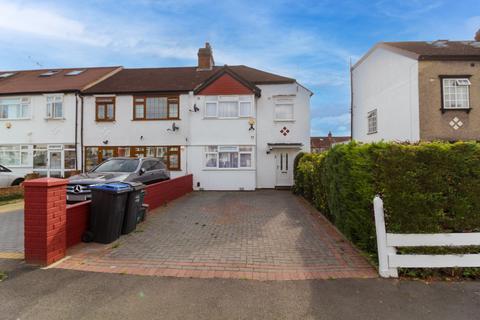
[0,0,479,136]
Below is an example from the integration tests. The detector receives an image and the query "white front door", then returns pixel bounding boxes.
[47,149,64,178]
[275,151,294,187]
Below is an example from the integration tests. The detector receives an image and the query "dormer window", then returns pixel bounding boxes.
[442,77,471,110]
[39,70,60,77]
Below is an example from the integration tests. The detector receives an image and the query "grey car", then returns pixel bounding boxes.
[67,157,170,202]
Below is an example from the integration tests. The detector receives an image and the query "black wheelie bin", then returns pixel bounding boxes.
[122,182,146,234]
[87,182,132,244]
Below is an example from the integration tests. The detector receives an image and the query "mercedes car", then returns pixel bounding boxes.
[67,157,170,202]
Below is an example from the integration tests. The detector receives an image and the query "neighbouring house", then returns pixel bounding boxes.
[0,43,312,189]
[351,36,480,142]
[310,132,350,153]
[0,67,122,177]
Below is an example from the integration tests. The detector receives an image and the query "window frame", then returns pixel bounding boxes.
[95,96,116,122]
[274,97,295,121]
[440,75,472,112]
[132,95,180,120]
[45,94,64,119]
[367,109,377,135]
[204,145,254,169]
[0,97,31,120]
[203,96,252,119]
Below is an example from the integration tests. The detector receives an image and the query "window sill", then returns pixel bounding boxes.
[441,108,472,114]
[274,119,295,122]
[0,118,31,121]
[44,117,66,121]
[367,131,378,135]
[95,120,116,123]
[132,118,181,121]
[203,168,255,171]
[203,117,252,120]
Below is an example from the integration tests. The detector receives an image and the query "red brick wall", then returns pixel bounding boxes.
[144,175,193,210]
[23,178,67,266]
[197,74,253,95]
[66,201,91,248]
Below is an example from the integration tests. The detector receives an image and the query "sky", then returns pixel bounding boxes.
[0,0,479,136]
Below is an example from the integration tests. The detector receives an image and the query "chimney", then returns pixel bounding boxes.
[327,131,332,139]
[475,29,480,42]
[197,42,214,70]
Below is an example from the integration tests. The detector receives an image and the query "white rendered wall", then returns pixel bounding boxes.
[256,83,311,188]
[352,47,420,142]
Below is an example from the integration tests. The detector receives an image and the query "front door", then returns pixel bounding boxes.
[48,150,63,178]
[275,151,294,187]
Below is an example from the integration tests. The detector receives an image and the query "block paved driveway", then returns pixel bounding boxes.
[56,190,376,280]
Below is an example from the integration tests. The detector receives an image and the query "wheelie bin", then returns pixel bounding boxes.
[122,182,146,234]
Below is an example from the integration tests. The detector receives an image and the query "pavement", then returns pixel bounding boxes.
[0,201,23,259]
[0,265,479,320]
[55,190,375,280]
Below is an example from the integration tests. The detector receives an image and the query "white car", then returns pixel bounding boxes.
[0,165,25,187]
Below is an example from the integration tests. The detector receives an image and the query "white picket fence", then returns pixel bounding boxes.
[373,195,480,278]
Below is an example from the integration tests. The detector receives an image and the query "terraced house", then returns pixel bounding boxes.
[352,39,480,142]
[0,43,312,190]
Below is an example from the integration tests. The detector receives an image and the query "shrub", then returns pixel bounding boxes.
[294,141,480,277]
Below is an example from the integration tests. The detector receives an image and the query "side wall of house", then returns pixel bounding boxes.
[256,83,311,188]
[352,48,420,142]
[418,60,480,140]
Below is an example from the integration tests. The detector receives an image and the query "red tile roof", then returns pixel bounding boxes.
[0,67,122,95]
[311,135,350,150]
[83,65,295,94]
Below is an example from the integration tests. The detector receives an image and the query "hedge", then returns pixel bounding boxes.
[294,141,480,278]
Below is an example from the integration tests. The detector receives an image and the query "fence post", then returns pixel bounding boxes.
[24,178,68,266]
[373,195,398,278]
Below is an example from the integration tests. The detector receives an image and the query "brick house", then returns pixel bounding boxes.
[351,39,480,142]
[310,132,350,153]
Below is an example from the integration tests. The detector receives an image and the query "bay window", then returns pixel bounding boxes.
[0,97,30,119]
[133,96,179,120]
[204,145,253,169]
[46,95,64,119]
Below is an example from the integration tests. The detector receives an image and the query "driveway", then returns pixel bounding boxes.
[56,190,375,280]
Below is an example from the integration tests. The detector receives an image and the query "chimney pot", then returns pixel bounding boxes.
[197,42,214,70]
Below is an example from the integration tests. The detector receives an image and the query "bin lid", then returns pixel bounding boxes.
[90,182,132,193]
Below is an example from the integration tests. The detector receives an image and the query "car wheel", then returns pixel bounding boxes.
[11,178,24,186]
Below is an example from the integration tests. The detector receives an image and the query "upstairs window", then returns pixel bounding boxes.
[274,98,294,121]
[367,109,377,134]
[0,97,30,119]
[133,96,179,120]
[96,97,115,121]
[46,95,63,119]
[204,96,252,118]
[442,78,471,109]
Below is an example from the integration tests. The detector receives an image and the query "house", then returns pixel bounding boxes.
[351,37,480,142]
[0,43,312,189]
[310,132,350,153]
[0,67,122,177]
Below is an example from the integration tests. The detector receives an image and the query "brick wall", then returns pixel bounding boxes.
[144,175,193,210]
[23,178,67,266]
[66,201,91,248]
[0,185,23,198]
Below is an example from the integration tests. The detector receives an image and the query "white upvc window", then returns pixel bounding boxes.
[367,109,377,134]
[204,96,252,118]
[0,97,30,120]
[46,95,64,119]
[274,97,294,121]
[442,78,471,109]
[0,145,31,167]
[204,145,253,169]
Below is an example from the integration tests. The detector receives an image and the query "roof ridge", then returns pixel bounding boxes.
[0,66,121,73]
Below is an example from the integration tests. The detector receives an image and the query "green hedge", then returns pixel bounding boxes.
[294,141,480,277]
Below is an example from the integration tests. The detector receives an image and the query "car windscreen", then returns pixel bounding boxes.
[92,159,139,173]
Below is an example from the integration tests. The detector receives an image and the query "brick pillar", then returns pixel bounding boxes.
[24,178,68,266]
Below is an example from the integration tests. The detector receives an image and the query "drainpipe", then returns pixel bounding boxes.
[74,92,79,171]
[80,95,84,172]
